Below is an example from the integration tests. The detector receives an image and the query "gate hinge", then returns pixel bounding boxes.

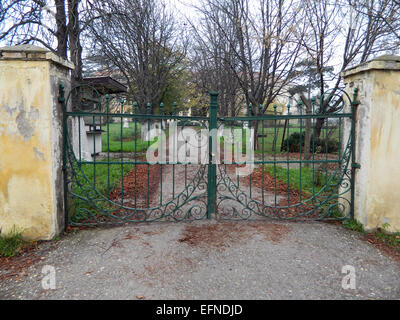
[352,163,361,169]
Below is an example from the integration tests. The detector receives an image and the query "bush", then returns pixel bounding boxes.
[282,131,339,153]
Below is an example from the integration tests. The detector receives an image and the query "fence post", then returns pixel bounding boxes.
[207,92,218,219]
[342,55,400,232]
[0,45,74,240]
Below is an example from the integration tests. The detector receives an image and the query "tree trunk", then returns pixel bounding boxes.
[304,116,312,167]
[68,0,83,85]
[300,94,312,167]
[55,0,68,59]
[314,117,325,140]
[252,120,259,151]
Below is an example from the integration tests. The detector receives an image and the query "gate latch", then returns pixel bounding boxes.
[352,163,361,169]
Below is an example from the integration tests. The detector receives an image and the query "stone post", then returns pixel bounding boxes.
[342,55,400,233]
[0,45,74,240]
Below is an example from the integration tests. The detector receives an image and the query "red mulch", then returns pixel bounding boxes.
[249,167,317,218]
[106,164,162,220]
[110,164,161,205]
[222,164,317,219]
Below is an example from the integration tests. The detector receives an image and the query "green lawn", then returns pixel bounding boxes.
[75,162,134,196]
[102,122,154,153]
[264,165,335,195]
[70,161,134,222]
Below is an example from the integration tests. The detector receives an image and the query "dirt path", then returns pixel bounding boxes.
[0,219,399,299]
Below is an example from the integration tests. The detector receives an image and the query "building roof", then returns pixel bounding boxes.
[80,76,127,94]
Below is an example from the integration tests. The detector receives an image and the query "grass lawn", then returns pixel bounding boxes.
[102,122,152,153]
[70,161,135,222]
[264,165,337,196]
[73,161,134,198]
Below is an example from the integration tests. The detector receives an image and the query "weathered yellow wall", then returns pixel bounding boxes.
[343,57,400,233]
[367,70,400,232]
[0,60,55,239]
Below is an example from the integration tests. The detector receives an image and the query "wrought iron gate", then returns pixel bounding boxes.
[59,84,358,227]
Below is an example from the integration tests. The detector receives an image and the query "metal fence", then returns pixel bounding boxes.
[59,84,358,226]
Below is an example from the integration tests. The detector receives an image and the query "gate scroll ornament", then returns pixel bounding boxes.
[59,84,358,226]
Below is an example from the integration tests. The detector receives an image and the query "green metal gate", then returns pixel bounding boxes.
[59,84,358,227]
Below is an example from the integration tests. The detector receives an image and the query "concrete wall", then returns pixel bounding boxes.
[0,45,73,240]
[342,55,400,233]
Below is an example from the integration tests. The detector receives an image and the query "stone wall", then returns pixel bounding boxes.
[0,45,73,240]
[342,55,400,233]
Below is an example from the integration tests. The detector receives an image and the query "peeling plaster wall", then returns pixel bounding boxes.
[0,49,72,240]
[367,70,400,232]
[0,60,54,239]
[343,58,400,233]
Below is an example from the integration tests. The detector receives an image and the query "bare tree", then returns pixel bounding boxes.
[0,0,103,83]
[0,1,69,57]
[193,0,307,148]
[300,0,400,139]
[188,4,243,117]
[85,0,188,113]
[339,0,400,41]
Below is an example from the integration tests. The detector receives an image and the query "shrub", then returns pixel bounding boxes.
[282,131,339,153]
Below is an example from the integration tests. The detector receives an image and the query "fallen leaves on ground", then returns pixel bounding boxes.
[178,221,291,249]
[0,242,40,281]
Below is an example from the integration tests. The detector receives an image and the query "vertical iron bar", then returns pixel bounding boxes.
[259,104,265,204]
[286,104,291,207]
[173,102,177,199]
[248,103,252,199]
[78,115,81,163]
[207,92,218,218]
[311,98,316,198]
[120,98,124,207]
[147,103,151,208]
[350,88,359,220]
[324,98,329,187]
[59,84,69,229]
[299,101,303,202]
[273,105,278,206]
[134,102,139,211]
[160,102,164,206]
[106,95,110,198]
[93,114,96,189]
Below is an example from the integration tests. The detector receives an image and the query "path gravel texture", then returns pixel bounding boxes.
[0,219,399,300]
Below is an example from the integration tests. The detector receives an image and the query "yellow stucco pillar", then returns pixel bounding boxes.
[342,55,400,233]
[0,45,74,240]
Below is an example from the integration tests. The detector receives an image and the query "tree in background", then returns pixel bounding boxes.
[188,3,243,117]
[286,59,333,163]
[85,0,189,114]
[192,0,307,149]
[0,0,98,84]
[299,0,400,139]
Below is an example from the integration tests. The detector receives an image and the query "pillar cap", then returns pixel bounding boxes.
[342,55,400,79]
[0,44,74,70]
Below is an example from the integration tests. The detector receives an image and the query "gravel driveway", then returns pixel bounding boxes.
[1,219,399,300]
